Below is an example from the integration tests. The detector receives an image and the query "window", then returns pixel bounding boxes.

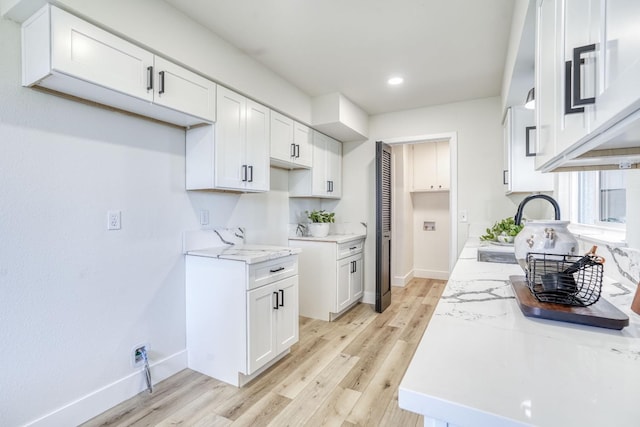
[571,170,626,228]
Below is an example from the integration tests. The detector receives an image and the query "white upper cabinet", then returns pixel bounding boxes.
[270,111,312,169]
[186,86,270,192]
[411,141,449,192]
[503,107,554,193]
[22,5,216,127]
[289,130,342,198]
[535,0,640,171]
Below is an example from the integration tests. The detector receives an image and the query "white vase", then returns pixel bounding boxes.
[308,223,330,237]
[513,220,578,271]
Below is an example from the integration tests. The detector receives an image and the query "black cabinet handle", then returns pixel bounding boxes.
[270,267,285,273]
[525,126,537,156]
[290,143,296,157]
[248,165,253,182]
[564,61,585,115]
[503,170,508,185]
[273,291,279,310]
[279,289,284,307]
[349,246,357,250]
[295,144,300,158]
[158,71,165,94]
[242,165,247,182]
[572,44,596,107]
[146,66,153,91]
[327,181,331,192]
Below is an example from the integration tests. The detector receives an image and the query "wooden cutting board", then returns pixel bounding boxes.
[510,275,629,330]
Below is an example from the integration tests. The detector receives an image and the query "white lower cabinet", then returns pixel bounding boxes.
[288,237,364,321]
[186,255,298,386]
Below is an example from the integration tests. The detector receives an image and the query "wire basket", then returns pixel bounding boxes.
[525,252,604,307]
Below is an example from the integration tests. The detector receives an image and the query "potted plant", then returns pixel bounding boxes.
[305,209,335,237]
[480,217,523,244]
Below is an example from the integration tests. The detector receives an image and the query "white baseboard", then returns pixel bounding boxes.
[392,271,414,287]
[26,350,188,427]
[414,269,450,281]
[362,291,375,305]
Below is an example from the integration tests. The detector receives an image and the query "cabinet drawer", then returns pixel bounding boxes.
[248,255,298,290]
[337,240,363,259]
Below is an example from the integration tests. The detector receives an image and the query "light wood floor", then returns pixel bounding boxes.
[83,278,446,427]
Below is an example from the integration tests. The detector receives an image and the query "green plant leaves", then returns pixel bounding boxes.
[306,209,335,223]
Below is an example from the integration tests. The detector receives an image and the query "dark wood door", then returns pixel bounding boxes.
[376,141,392,313]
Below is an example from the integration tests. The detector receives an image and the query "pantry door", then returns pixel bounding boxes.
[376,141,392,313]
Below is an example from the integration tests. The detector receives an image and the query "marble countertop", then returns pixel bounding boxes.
[187,244,301,264]
[399,239,640,427]
[288,233,366,244]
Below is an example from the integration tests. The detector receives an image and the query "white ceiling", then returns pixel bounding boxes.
[163,0,515,115]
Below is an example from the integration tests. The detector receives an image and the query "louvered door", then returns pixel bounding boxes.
[376,141,392,313]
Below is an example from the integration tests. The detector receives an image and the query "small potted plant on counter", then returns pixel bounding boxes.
[306,209,335,237]
[480,217,523,244]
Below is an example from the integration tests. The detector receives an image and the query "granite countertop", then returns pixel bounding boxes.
[187,244,301,264]
[288,233,366,244]
[399,239,640,427]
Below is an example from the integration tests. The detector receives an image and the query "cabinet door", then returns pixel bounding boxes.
[337,257,352,313]
[50,6,153,102]
[153,56,216,122]
[293,122,313,168]
[215,86,246,190]
[270,110,295,164]
[556,0,598,155]
[503,107,513,192]
[245,100,270,191]
[435,140,450,190]
[311,131,329,196]
[590,1,640,133]
[350,256,364,300]
[535,0,558,170]
[247,284,277,374]
[412,143,437,190]
[275,276,299,352]
[326,136,342,198]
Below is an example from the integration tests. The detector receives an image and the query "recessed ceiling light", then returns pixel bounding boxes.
[388,76,404,86]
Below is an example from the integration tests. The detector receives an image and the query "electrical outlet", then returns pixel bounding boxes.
[107,211,121,230]
[460,210,468,223]
[132,344,147,367]
[200,210,210,225]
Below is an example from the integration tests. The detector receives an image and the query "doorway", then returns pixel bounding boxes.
[383,132,458,286]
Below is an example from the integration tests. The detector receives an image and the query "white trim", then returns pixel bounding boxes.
[362,290,376,304]
[392,270,415,287]
[384,132,459,273]
[25,350,188,427]
[414,269,450,281]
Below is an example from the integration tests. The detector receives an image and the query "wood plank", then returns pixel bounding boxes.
[388,295,419,328]
[378,391,423,427]
[304,386,361,427]
[268,353,360,426]
[345,339,413,425]
[228,392,291,427]
[155,389,234,427]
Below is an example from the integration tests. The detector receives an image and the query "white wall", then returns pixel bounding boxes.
[340,97,519,300]
[0,14,291,426]
[412,192,450,280]
[391,144,414,286]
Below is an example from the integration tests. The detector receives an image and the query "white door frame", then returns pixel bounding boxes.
[384,132,458,276]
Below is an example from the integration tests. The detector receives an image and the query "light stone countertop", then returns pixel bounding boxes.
[399,239,640,427]
[186,244,301,264]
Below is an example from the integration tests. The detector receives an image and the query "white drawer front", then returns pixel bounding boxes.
[248,255,298,290]
[337,240,363,259]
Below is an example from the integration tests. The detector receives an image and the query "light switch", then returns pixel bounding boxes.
[460,210,468,223]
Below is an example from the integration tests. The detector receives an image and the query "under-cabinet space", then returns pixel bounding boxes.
[22,4,216,127]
